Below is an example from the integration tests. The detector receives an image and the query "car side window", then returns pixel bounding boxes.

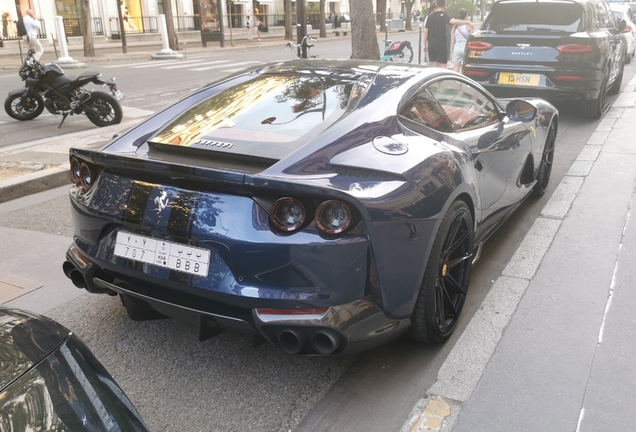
[426,79,500,132]
[596,2,611,28]
[399,89,454,133]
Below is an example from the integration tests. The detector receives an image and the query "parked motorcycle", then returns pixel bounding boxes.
[4,49,124,128]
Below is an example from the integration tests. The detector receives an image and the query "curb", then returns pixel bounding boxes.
[0,165,70,204]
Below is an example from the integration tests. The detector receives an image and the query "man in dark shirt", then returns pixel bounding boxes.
[423,0,472,67]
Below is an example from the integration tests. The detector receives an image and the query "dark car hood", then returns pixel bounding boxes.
[0,308,69,391]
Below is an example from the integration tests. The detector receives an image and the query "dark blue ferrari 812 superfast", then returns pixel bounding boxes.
[63,60,558,356]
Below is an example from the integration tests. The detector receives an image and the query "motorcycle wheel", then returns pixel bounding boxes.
[84,92,123,127]
[4,93,45,121]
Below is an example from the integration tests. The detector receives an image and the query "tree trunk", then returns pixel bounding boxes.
[80,0,95,57]
[319,0,326,38]
[378,0,386,32]
[404,0,414,31]
[285,0,292,40]
[162,0,179,51]
[350,0,380,60]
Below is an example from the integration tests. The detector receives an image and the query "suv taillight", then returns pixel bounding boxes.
[557,44,593,54]
[624,25,632,33]
[466,41,493,51]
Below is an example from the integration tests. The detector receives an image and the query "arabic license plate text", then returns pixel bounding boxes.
[498,72,541,86]
[114,232,210,277]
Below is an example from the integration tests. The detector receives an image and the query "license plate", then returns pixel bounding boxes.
[113,89,124,100]
[114,232,210,277]
[498,72,541,86]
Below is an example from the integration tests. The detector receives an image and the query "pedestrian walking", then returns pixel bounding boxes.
[22,10,43,61]
[422,0,471,68]
[450,8,473,71]
[255,17,262,41]
[331,12,336,29]
[246,16,253,40]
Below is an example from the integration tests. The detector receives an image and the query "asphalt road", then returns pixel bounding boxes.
[0,38,633,431]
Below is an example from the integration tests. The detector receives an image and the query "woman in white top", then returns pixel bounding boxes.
[450,8,473,72]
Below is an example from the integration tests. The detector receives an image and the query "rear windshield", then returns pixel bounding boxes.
[484,2,584,32]
[150,74,353,152]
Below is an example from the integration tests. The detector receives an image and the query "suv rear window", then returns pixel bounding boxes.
[484,2,584,33]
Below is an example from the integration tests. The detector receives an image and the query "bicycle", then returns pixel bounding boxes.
[286,35,319,59]
[380,39,414,63]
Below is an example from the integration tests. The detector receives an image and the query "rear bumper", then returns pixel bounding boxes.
[463,66,604,102]
[64,245,410,356]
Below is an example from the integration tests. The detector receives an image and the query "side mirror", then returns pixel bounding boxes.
[617,18,627,33]
[506,100,537,123]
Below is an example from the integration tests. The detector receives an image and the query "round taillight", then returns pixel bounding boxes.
[315,200,352,234]
[271,197,306,232]
[80,163,93,190]
[70,158,81,184]
[624,25,632,33]
[466,41,493,51]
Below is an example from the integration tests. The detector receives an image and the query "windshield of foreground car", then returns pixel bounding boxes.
[484,3,583,33]
[150,74,354,150]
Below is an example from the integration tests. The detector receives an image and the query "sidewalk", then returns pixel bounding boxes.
[402,79,636,431]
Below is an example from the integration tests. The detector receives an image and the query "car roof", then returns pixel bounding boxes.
[264,59,441,81]
[609,2,631,10]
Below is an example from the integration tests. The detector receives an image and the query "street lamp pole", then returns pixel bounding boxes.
[116,0,128,54]
[296,0,307,58]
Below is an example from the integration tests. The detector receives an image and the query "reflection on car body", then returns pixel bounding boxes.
[63,60,559,356]
[0,308,148,431]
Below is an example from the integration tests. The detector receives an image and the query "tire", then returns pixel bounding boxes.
[408,200,474,344]
[4,92,45,121]
[532,123,556,197]
[395,45,414,63]
[608,62,624,96]
[626,52,632,65]
[84,92,123,127]
[580,71,607,119]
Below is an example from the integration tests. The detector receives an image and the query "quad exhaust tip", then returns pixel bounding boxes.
[63,261,87,289]
[277,328,342,355]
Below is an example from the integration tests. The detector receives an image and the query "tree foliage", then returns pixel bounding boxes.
[444,0,477,19]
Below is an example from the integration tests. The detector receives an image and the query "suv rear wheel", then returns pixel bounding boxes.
[608,61,624,95]
[580,71,608,119]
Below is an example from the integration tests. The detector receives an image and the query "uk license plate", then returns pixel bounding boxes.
[498,72,540,86]
[114,232,210,277]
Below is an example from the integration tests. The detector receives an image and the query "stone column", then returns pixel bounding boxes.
[54,16,85,68]
[152,14,184,60]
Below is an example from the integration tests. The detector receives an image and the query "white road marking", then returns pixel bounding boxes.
[191,61,260,71]
[161,60,230,70]
[102,56,208,68]
[131,59,205,69]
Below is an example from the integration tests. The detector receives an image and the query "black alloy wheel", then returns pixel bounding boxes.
[580,71,608,119]
[608,60,624,96]
[84,92,123,127]
[408,200,474,343]
[532,124,556,197]
[4,93,45,121]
